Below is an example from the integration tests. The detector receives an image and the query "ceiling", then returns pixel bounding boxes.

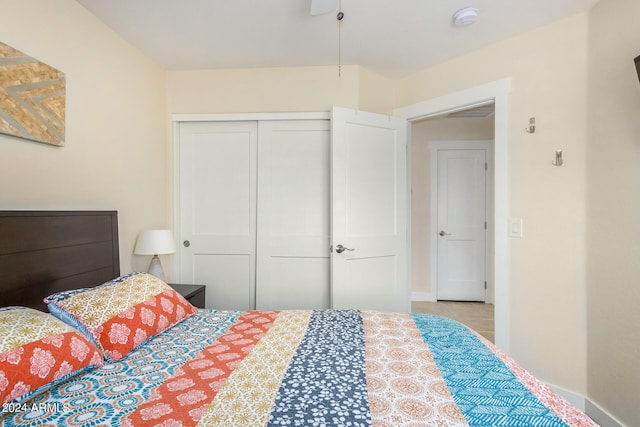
[75,0,599,79]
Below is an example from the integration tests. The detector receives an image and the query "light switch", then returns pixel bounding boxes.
[509,218,523,238]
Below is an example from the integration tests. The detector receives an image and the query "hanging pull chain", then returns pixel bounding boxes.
[337,1,344,77]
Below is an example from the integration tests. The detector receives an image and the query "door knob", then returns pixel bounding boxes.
[335,244,355,254]
[439,231,451,237]
[183,240,191,247]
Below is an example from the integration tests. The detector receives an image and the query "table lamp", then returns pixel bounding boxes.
[134,229,176,282]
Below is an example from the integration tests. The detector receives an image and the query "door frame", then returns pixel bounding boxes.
[430,140,493,303]
[393,78,511,351]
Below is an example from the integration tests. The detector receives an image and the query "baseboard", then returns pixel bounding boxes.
[411,291,435,302]
[548,384,586,411]
[547,384,624,427]
[585,399,625,427]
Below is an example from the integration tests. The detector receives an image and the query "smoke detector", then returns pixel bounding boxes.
[453,7,479,27]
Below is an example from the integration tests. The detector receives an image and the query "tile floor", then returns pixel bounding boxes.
[411,301,495,343]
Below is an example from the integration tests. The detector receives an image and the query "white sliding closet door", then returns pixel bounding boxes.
[178,121,257,310]
[331,107,409,312]
[256,120,331,309]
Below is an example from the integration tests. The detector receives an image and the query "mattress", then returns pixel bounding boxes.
[1,309,597,426]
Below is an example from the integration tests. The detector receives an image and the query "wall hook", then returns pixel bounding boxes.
[552,150,563,166]
[525,117,536,133]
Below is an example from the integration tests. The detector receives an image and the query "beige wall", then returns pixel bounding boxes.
[411,117,494,300]
[395,13,590,395]
[167,66,361,114]
[358,67,395,114]
[587,0,640,424]
[0,0,168,275]
[166,65,395,116]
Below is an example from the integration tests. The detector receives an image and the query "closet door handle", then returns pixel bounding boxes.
[335,244,355,254]
[439,231,451,237]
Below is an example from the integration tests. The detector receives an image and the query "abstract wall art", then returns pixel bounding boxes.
[0,42,65,147]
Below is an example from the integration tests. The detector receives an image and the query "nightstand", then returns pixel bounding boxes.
[170,284,206,309]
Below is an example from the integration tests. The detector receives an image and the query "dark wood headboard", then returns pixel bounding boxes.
[0,211,120,311]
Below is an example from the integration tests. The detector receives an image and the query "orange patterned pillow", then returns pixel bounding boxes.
[0,307,103,405]
[45,273,198,362]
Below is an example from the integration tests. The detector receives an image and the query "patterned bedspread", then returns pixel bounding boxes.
[1,310,597,427]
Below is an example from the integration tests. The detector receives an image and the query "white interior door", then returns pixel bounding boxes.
[178,121,257,310]
[436,148,487,301]
[256,120,331,310]
[331,107,408,312]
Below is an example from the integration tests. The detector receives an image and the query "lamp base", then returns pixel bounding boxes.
[148,255,166,282]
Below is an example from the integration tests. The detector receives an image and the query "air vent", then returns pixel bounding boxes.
[446,104,495,118]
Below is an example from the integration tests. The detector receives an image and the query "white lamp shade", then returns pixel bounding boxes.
[134,229,176,255]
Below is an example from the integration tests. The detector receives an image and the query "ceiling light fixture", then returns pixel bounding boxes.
[453,7,479,27]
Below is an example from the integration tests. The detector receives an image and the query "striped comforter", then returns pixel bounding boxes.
[2,310,598,426]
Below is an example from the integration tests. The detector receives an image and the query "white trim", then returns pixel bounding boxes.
[394,78,512,351]
[172,122,181,281]
[393,80,505,119]
[406,124,413,310]
[172,112,330,122]
[429,140,493,303]
[585,400,625,427]
[546,383,624,427]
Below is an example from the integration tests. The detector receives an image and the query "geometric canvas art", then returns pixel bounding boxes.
[0,42,65,147]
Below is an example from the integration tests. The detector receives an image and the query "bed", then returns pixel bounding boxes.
[0,211,598,426]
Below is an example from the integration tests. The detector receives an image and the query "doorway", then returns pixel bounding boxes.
[409,109,495,332]
[410,110,494,302]
[393,78,511,350]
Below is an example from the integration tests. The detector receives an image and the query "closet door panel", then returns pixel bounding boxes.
[179,121,257,310]
[256,120,330,310]
[193,254,251,310]
[266,257,330,309]
[191,135,251,236]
